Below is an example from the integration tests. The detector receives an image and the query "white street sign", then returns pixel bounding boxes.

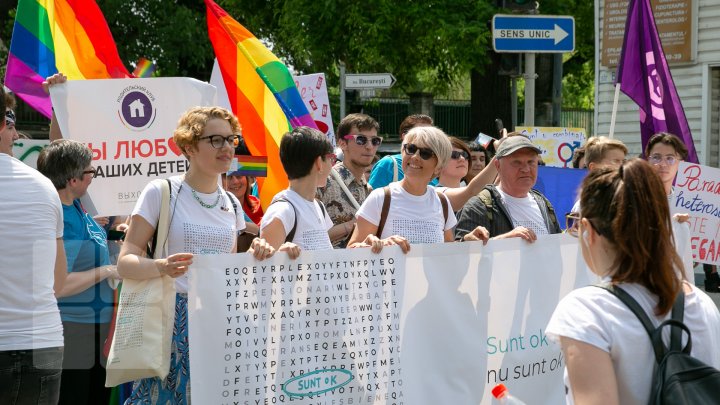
[345,73,396,89]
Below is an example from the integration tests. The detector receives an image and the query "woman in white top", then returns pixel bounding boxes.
[348,126,489,253]
[437,136,471,190]
[546,159,720,405]
[117,107,273,403]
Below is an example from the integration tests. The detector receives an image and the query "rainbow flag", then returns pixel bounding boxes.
[228,155,268,177]
[5,0,130,118]
[132,57,156,78]
[205,0,317,208]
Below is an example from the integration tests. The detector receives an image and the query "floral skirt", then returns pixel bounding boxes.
[125,294,190,405]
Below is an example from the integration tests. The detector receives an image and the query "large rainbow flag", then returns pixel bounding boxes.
[5,0,130,118]
[205,0,317,208]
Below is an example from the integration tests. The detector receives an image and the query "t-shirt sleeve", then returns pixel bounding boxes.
[545,288,613,353]
[355,187,384,226]
[260,200,295,236]
[132,179,163,229]
[321,203,334,231]
[52,192,63,239]
[368,156,393,189]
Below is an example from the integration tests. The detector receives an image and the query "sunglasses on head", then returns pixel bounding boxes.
[343,134,382,147]
[451,150,470,160]
[403,143,434,160]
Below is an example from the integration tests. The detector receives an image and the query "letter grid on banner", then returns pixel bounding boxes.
[50,78,217,216]
[188,234,591,404]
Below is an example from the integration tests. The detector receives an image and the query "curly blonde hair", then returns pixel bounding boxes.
[174,106,241,158]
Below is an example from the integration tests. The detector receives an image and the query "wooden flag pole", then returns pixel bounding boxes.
[608,83,621,139]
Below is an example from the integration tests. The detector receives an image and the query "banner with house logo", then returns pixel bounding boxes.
[50,78,216,215]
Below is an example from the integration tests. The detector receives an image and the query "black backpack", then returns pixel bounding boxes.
[597,285,720,405]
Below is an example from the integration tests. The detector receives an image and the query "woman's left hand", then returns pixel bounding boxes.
[463,226,490,244]
[278,242,301,260]
[248,237,275,261]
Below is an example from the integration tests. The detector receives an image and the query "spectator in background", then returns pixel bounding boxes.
[364,154,380,183]
[437,137,471,189]
[0,91,18,156]
[464,141,489,184]
[455,136,561,242]
[37,140,121,405]
[546,159,720,404]
[368,114,434,189]
[318,113,380,247]
[569,136,628,215]
[1,85,68,405]
[571,146,587,169]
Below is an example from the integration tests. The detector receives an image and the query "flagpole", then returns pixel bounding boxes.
[608,83,621,139]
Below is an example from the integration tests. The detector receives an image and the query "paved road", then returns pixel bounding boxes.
[692,272,720,308]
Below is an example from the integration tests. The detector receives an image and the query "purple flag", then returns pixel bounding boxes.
[615,0,698,163]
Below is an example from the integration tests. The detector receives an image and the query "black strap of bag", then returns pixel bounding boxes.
[271,197,327,243]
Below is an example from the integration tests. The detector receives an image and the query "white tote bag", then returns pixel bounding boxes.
[105,180,176,387]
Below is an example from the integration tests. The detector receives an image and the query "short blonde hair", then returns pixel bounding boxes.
[403,126,452,170]
[174,106,241,158]
[584,136,628,165]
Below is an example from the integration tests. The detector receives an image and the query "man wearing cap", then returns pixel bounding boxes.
[454,135,561,242]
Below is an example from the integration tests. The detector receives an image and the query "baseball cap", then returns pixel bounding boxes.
[495,135,541,158]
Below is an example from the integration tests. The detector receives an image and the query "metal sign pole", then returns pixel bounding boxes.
[524,52,535,126]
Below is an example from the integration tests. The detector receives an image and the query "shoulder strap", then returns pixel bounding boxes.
[670,290,685,352]
[315,199,327,219]
[226,190,239,214]
[271,198,297,243]
[531,189,561,232]
[149,178,172,259]
[436,191,449,224]
[478,188,494,223]
[330,168,361,210]
[392,156,399,182]
[595,284,675,362]
[376,187,392,237]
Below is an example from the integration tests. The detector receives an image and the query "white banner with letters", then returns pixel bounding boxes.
[50,78,217,216]
[189,234,591,404]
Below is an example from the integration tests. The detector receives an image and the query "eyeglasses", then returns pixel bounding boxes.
[565,212,581,237]
[324,153,338,165]
[343,134,382,147]
[199,134,242,149]
[403,143,435,160]
[82,167,96,177]
[648,154,678,166]
[451,150,470,160]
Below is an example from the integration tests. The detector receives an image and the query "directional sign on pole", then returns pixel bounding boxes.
[492,14,575,53]
[344,73,396,89]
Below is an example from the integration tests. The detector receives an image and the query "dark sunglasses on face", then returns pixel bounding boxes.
[199,134,242,149]
[343,134,382,147]
[451,150,470,160]
[403,143,435,160]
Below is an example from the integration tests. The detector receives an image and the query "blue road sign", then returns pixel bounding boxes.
[492,14,575,53]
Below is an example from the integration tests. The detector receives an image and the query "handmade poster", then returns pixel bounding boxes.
[516,127,586,168]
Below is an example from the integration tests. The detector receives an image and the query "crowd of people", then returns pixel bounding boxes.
[2,75,720,405]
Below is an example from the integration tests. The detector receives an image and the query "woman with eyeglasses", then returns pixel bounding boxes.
[547,159,720,404]
[117,107,274,403]
[348,126,489,253]
[36,140,121,405]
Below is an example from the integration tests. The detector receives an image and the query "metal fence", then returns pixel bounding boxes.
[353,98,593,139]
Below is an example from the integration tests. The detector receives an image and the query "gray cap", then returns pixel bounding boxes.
[495,135,541,158]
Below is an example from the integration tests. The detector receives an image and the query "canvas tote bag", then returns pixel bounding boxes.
[105,179,176,386]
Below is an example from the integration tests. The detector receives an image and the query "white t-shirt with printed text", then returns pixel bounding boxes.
[356,182,456,243]
[133,176,244,294]
[260,189,333,251]
[497,186,549,236]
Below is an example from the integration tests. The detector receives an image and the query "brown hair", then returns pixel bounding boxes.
[399,114,433,137]
[173,106,241,159]
[584,136,628,165]
[580,158,682,315]
[645,132,688,160]
[448,136,472,177]
[571,146,585,168]
[336,113,380,141]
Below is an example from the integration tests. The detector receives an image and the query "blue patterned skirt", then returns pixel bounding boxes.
[125,293,190,405]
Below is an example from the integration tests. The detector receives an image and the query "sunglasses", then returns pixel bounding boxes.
[648,154,678,166]
[451,150,470,160]
[199,134,242,149]
[403,143,434,160]
[343,134,382,147]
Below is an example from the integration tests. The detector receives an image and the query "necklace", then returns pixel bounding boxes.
[191,186,222,209]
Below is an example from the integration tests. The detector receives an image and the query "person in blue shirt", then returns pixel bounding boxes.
[368,114,437,189]
[38,139,120,405]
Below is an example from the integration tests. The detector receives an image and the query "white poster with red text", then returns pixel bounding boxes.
[50,78,216,215]
[293,73,335,146]
[671,162,720,265]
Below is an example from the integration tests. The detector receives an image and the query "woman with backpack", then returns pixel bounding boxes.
[347,126,489,253]
[546,159,720,404]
